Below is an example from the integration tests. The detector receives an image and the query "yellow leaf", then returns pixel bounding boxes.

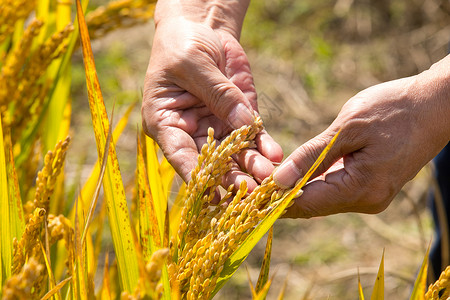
[254,278,273,300]
[73,197,88,300]
[77,102,135,217]
[358,268,365,300]
[246,265,257,298]
[370,250,385,300]
[100,253,112,300]
[75,0,139,291]
[212,130,341,298]
[276,271,289,300]
[137,134,161,258]
[160,156,176,200]
[41,277,72,300]
[256,227,273,295]
[146,136,167,240]
[410,245,430,300]
[0,114,24,290]
[169,183,186,241]
[40,241,59,300]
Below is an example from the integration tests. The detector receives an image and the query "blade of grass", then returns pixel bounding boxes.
[0,114,7,292]
[169,183,186,241]
[358,268,365,300]
[4,127,24,238]
[160,156,176,199]
[49,102,72,215]
[410,244,430,300]
[145,136,167,241]
[0,115,25,290]
[161,263,172,300]
[370,249,385,300]
[254,277,273,300]
[73,195,88,300]
[80,104,113,245]
[41,276,72,300]
[212,130,341,297]
[255,226,273,295]
[16,0,89,167]
[276,270,290,300]
[78,102,135,216]
[246,265,257,298]
[40,241,59,300]
[100,253,112,300]
[43,0,72,154]
[137,133,161,258]
[75,0,139,291]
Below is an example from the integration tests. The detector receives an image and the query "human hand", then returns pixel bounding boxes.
[142,17,283,191]
[273,58,450,218]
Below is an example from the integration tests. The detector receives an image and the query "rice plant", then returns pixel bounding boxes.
[0,0,449,299]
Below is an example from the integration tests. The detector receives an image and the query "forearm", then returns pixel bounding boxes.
[154,0,250,39]
[413,54,450,140]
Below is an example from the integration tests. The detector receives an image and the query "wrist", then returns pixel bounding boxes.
[413,54,450,141]
[154,0,250,40]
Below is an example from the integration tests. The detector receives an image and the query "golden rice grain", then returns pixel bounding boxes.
[425,265,450,299]
[2,257,44,300]
[12,208,46,275]
[25,137,70,215]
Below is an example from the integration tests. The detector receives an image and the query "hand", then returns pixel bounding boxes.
[142,17,283,191]
[273,63,450,218]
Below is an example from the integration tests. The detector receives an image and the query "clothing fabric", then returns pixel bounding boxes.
[429,142,450,280]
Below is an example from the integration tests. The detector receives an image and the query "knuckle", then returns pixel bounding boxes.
[207,82,236,114]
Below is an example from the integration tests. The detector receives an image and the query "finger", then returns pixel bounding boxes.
[273,126,365,189]
[209,188,221,205]
[221,36,258,110]
[282,159,393,219]
[141,90,207,138]
[177,57,256,130]
[193,115,232,140]
[222,162,258,194]
[156,126,200,182]
[232,149,275,183]
[255,130,283,163]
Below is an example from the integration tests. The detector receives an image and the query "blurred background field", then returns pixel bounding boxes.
[68,0,450,298]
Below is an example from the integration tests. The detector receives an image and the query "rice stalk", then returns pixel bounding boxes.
[0,19,43,108]
[86,0,157,40]
[169,116,298,299]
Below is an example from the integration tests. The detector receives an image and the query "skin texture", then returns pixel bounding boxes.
[142,1,283,194]
[143,1,450,217]
[274,57,450,218]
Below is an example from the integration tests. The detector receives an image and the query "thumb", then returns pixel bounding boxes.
[179,59,255,129]
[273,128,353,189]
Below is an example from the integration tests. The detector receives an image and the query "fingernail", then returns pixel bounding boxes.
[273,160,302,189]
[228,103,254,129]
